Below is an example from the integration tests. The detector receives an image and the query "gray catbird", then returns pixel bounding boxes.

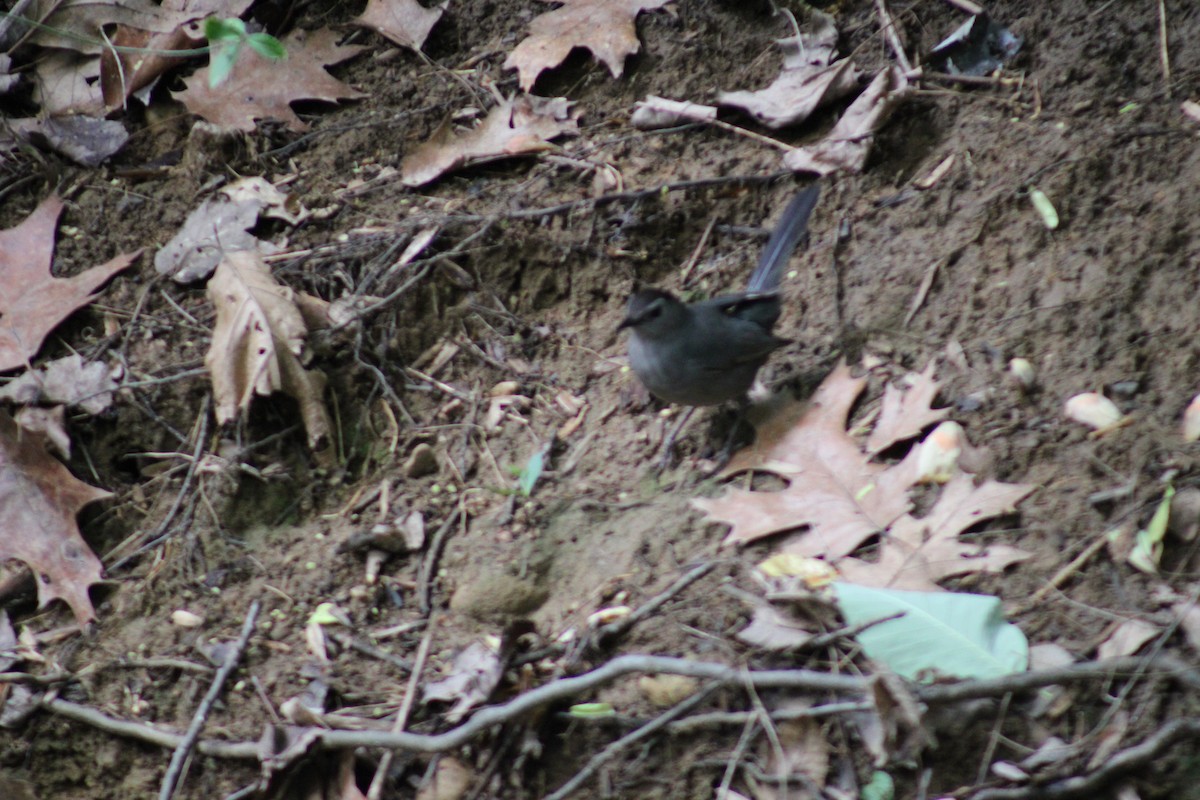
[618,184,821,406]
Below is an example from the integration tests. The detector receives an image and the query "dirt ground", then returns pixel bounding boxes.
[2,0,1200,798]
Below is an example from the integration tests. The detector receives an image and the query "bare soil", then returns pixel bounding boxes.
[3,0,1200,798]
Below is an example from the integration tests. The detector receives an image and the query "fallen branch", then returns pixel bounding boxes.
[159,600,260,800]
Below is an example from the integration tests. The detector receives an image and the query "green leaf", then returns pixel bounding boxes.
[518,447,545,497]
[204,16,246,42]
[861,771,894,800]
[247,32,286,61]
[834,583,1028,680]
[207,40,242,88]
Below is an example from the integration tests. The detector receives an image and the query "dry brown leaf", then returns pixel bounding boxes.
[99,0,254,110]
[31,50,102,115]
[1096,618,1158,660]
[174,27,366,132]
[694,362,1032,590]
[422,641,502,723]
[0,354,118,414]
[155,176,303,283]
[503,0,672,91]
[22,0,190,54]
[415,757,473,800]
[835,474,1033,591]
[400,94,579,187]
[718,20,860,130]
[205,251,332,457]
[0,196,139,373]
[759,706,829,796]
[353,0,446,52]
[0,410,109,627]
[5,116,129,167]
[784,67,913,176]
[866,362,949,454]
[697,363,917,555]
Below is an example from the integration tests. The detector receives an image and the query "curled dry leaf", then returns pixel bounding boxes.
[503,0,672,91]
[400,94,580,187]
[1183,393,1200,442]
[155,176,304,283]
[204,251,333,459]
[630,95,717,130]
[784,67,913,176]
[718,18,860,130]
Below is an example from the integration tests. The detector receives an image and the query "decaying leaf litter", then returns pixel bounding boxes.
[2,0,1200,798]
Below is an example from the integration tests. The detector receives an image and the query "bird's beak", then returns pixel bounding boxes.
[616,315,633,332]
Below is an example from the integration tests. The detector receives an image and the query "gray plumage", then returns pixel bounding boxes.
[618,184,820,406]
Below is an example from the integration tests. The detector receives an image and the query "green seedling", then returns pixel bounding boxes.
[203,17,285,88]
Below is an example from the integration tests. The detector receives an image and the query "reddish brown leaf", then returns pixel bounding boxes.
[173,27,366,132]
[0,410,109,627]
[353,0,445,52]
[503,0,672,91]
[0,196,139,373]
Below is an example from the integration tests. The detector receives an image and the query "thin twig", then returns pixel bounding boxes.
[875,0,913,73]
[418,505,464,615]
[367,620,436,800]
[544,684,718,800]
[158,600,260,800]
[1008,533,1109,616]
[1157,0,1171,91]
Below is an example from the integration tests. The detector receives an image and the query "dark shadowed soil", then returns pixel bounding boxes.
[2,0,1200,798]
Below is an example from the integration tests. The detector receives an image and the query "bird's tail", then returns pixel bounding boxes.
[746,183,821,293]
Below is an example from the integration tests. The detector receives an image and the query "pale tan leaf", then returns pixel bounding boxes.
[718,21,859,130]
[204,251,332,455]
[866,362,949,454]
[784,66,913,176]
[1096,618,1158,660]
[22,0,190,54]
[353,0,446,51]
[0,196,138,372]
[503,0,672,91]
[400,95,579,187]
[174,27,366,132]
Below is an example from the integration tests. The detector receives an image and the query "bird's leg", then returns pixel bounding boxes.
[654,406,697,472]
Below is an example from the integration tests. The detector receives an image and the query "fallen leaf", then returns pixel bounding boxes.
[718,16,859,130]
[0,196,139,373]
[695,362,1032,591]
[0,354,119,414]
[173,27,366,132]
[422,641,502,723]
[155,176,303,283]
[6,116,129,167]
[205,250,333,456]
[21,0,191,54]
[353,0,446,52]
[865,363,949,454]
[760,706,830,794]
[630,95,717,130]
[401,94,579,187]
[31,51,103,115]
[784,67,913,176]
[504,0,672,91]
[99,0,254,110]
[1096,618,1158,660]
[0,410,109,627]
[416,757,472,800]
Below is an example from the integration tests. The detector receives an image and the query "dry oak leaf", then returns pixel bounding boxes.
[865,362,949,454]
[174,27,366,132]
[400,94,579,187]
[205,251,332,457]
[353,0,446,52]
[835,474,1033,591]
[0,409,110,627]
[0,196,139,373]
[504,0,673,91]
[694,362,1032,575]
